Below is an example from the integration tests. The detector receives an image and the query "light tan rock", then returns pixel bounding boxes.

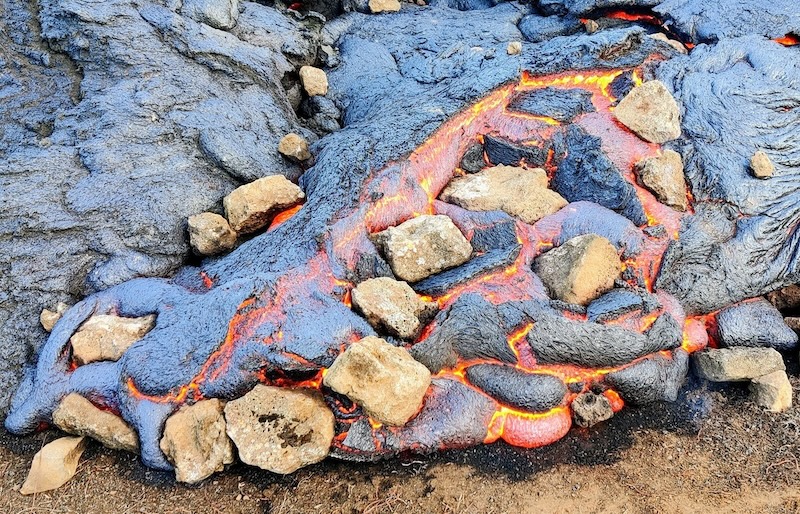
[571,392,614,427]
[224,385,333,474]
[506,41,522,55]
[351,277,436,339]
[223,175,305,234]
[750,150,774,178]
[750,370,792,412]
[533,234,621,306]
[440,165,567,224]
[40,301,70,332]
[20,436,86,495]
[693,347,785,382]
[299,66,328,97]
[323,336,431,426]
[71,314,156,365]
[188,212,236,256]
[614,80,681,143]
[369,0,401,13]
[160,399,234,484]
[278,133,311,162]
[648,32,688,54]
[375,214,472,282]
[53,394,138,453]
[635,150,688,211]
[583,19,599,34]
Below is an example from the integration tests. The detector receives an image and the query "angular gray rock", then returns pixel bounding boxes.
[181,0,240,30]
[749,370,792,412]
[351,277,436,339]
[614,80,681,144]
[188,213,237,256]
[71,314,156,365]
[693,347,785,382]
[750,150,774,178]
[571,392,614,428]
[223,176,305,234]
[635,150,688,211]
[53,393,139,453]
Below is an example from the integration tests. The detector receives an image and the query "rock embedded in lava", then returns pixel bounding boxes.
[460,143,486,173]
[606,349,689,405]
[648,32,688,54]
[506,41,522,55]
[464,363,567,413]
[224,385,334,474]
[749,370,792,413]
[634,150,688,211]
[181,0,239,30]
[277,133,312,163]
[533,234,621,306]
[483,134,550,168]
[299,66,329,97]
[160,399,234,484]
[693,347,785,382]
[507,87,595,123]
[222,175,305,234]
[323,336,431,426]
[586,288,658,323]
[614,80,681,144]
[71,314,156,365]
[40,302,70,332]
[187,212,237,256]
[351,277,436,339]
[52,394,138,453]
[374,214,472,283]
[571,392,614,427]
[716,299,798,351]
[440,165,567,224]
[750,150,774,178]
[369,0,401,13]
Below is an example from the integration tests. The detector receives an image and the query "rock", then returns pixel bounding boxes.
[323,336,431,426]
[40,302,70,332]
[506,41,522,55]
[278,133,311,162]
[71,314,156,365]
[766,284,800,311]
[351,277,436,339]
[375,215,472,283]
[369,0,401,13]
[53,394,138,453]
[533,234,621,306]
[223,175,305,234]
[634,150,688,211]
[188,213,237,256]
[749,370,792,412]
[20,436,86,495]
[571,392,614,427]
[716,299,798,351]
[583,19,600,34]
[750,150,774,178]
[460,144,485,173]
[693,347,785,382]
[181,0,240,31]
[224,385,334,474]
[160,399,234,484]
[648,32,688,54]
[440,165,567,224]
[614,80,681,143]
[299,66,328,97]
[785,317,800,332]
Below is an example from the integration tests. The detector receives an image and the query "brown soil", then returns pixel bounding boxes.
[3,375,800,514]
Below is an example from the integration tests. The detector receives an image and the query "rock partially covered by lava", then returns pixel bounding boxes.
[351,278,436,339]
[635,150,688,211]
[181,0,239,30]
[571,392,614,427]
[533,234,621,306]
[374,215,472,282]
[71,314,156,365]
[508,87,595,123]
[224,385,334,474]
[440,165,567,224]
[465,364,566,413]
[693,347,785,382]
[323,336,431,426]
[483,135,550,168]
[160,399,234,484]
[614,80,681,144]
[750,370,792,413]
[716,299,798,351]
[606,349,689,405]
[188,213,237,256]
[586,288,659,322]
[53,394,139,453]
[223,176,305,234]
[40,302,70,332]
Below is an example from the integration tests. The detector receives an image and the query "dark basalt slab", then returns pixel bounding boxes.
[465,363,567,413]
[605,349,689,405]
[587,288,659,322]
[484,134,551,168]
[412,245,521,297]
[508,87,595,123]
[470,220,520,253]
[716,299,798,351]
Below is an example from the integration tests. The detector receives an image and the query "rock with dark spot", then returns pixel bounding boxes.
[460,144,486,173]
[614,80,681,143]
[53,393,139,453]
[223,176,305,234]
[188,213,237,256]
[508,87,595,123]
[716,299,798,351]
[605,349,689,405]
[465,363,566,413]
[750,150,774,178]
[693,347,785,382]
[571,392,613,427]
[750,370,792,412]
[635,150,688,211]
[71,314,156,365]
[483,134,550,167]
[351,277,436,339]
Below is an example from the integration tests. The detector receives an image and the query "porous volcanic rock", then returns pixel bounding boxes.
[188,213,237,256]
[181,0,239,30]
[278,133,312,162]
[635,150,688,211]
[766,284,800,311]
[71,314,156,365]
[533,234,621,305]
[53,393,138,453]
[606,349,689,405]
[716,299,798,351]
[323,336,431,426]
[693,347,785,382]
[375,214,472,282]
[223,175,305,234]
[440,165,567,224]
[750,150,774,178]
[20,436,86,495]
[299,66,329,97]
[369,0,401,13]
[460,144,485,173]
[614,80,681,143]
[40,302,70,332]
[750,370,792,412]
[508,87,595,123]
[571,392,614,427]
[224,385,334,474]
[351,277,436,339]
[160,399,234,484]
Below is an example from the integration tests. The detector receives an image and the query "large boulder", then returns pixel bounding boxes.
[614,80,681,143]
[634,150,688,211]
[20,436,86,495]
[323,336,431,426]
[749,370,792,412]
[52,393,138,453]
[375,215,473,283]
[223,175,305,234]
[533,234,621,306]
[440,165,567,224]
[351,277,437,339]
[160,399,234,484]
[224,385,334,474]
[187,212,237,256]
[693,347,785,382]
[70,314,156,365]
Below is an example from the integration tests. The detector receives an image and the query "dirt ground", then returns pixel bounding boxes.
[3,374,800,514]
